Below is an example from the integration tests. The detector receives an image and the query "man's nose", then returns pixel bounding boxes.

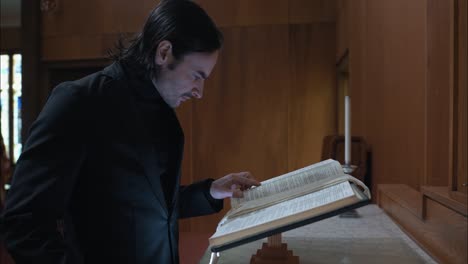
[192,87,203,99]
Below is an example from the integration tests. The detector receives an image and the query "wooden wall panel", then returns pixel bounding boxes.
[378,184,468,264]
[342,1,468,261]
[190,26,291,232]
[41,0,158,60]
[336,0,349,60]
[337,0,368,141]
[380,0,426,190]
[197,0,289,27]
[341,0,428,194]
[198,0,336,27]
[288,23,337,170]
[340,0,462,194]
[424,197,468,263]
[21,0,42,160]
[348,0,367,141]
[289,0,336,24]
[361,0,387,195]
[41,0,337,61]
[42,0,157,37]
[454,0,468,194]
[0,28,21,51]
[42,34,121,61]
[426,0,450,187]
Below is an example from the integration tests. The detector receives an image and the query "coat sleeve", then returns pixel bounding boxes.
[178,179,224,219]
[0,83,87,264]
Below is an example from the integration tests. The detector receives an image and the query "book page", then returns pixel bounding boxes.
[228,175,365,218]
[231,159,343,208]
[213,181,355,239]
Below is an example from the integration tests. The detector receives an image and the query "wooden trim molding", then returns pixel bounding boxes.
[378,184,467,264]
[422,186,467,216]
[21,0,42,144]
[449,0,468,201]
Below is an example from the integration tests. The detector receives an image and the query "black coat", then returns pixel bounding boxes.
[0,62,223,264]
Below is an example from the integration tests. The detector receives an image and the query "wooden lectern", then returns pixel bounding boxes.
[250,234,299,264]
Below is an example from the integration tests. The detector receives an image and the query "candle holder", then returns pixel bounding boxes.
[340,163,360,218]
[342,164,357,174]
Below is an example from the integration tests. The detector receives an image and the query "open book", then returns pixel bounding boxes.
[209,159,371,252]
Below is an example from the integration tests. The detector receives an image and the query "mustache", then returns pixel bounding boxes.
[182,93,193,99]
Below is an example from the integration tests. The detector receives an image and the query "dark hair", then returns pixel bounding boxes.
[111,0,223,78]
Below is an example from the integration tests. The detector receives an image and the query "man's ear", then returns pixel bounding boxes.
[155,40,173,66]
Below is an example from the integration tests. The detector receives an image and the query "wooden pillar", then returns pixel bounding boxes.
[21,0,42,143]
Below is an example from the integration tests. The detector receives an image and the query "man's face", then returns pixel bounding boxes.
[152,41,219,108]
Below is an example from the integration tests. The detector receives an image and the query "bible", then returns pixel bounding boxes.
[209,159,371,252]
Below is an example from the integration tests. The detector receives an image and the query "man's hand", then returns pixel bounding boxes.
[210,172,261,199]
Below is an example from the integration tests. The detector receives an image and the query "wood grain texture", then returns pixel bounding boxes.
[196,0,288,27]
[352,1,468,260]
[336,0,349,60]
[448,0,468,201]
[21,0,43,157]
[426,0,451,187]
[424,197,468,264]
[375,0,426,191]
[455,0,467,194]
[378,184,468,264]
[422,186,467,215]
[41,0,155,60]
[288,23,337,170]
[357,0,387,196]
[347,0,368,142]
[42,34,123,61]
[190,26,291,232]
[377,184,423,219]
[0,28,21,51]
[41,0,157,37]
[336,0,368,142]
[289,0,336,24]
[40,0,337,61]
[340,0,428,194]
[449,0,468,201]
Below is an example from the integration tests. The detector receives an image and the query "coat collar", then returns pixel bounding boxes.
[102,61,166,104]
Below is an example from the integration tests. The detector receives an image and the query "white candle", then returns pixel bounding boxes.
[345,96,351,165]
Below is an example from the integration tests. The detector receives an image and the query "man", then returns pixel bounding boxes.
[0,1,260,263]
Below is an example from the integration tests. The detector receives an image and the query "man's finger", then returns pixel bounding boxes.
[231,174,261,187]
[237,172,252,178]
[232,189,244,198]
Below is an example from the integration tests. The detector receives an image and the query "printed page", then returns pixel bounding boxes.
[213,181,354,239]
[228,175,360,218]
[231,159,344,208]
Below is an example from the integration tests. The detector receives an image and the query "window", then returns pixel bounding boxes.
[0,53,22,164]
